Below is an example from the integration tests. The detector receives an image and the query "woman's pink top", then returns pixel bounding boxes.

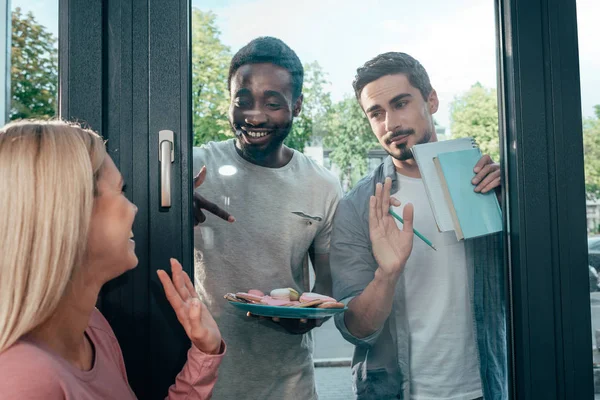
[0,308,225,399]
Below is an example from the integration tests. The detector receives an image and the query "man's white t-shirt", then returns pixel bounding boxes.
[192,140,342,400]
[392,172,483,400]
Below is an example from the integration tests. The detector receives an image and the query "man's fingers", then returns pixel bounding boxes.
[473,154,492,173]
[390,197,401,207]
[382,177,392,218]
[368,196,379,233]
[193,207,207,226]
[471,163,493,185]
[246,312,265,320]
[193,193,235,223]
[192,165,235,226]
[193,195,208,224]
[194,166,207,189]
[402,203,414,233]
[475,169,501,192]
[201,197,233,221]
[375,182,383,221]
[480,176,502,194]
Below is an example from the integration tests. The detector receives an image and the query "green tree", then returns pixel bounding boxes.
[10,8,58,120]
[324,97,378,190]
[449,83,500,161]
[584,105,600,199]
[191,9,232,146]
[286,61,332,152]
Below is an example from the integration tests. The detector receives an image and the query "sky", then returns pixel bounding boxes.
[12,0,600,132]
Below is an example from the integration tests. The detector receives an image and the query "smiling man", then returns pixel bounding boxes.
[330,53,507,400]
[191,37,342,400]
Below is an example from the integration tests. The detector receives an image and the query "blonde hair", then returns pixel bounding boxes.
[0,120,106,352]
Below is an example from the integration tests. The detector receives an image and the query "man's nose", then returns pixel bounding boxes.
[244,110,267,126]
[385,111,402,134]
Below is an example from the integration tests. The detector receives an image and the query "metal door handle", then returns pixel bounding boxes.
[159,130,174,208]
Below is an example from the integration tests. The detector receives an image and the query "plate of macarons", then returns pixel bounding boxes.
[224,288,347,319]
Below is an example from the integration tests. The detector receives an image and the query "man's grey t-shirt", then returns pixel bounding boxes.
[192,139,342,400]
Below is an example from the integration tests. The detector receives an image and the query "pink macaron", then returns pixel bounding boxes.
[260,296,293,307]
[299,292,336,303]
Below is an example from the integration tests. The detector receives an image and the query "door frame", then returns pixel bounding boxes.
[59,0,193,398]
[497,0,593,398]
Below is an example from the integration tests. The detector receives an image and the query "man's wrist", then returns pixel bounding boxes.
[374,266,402,286]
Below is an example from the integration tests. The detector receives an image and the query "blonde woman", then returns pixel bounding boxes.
[0,120,225,399]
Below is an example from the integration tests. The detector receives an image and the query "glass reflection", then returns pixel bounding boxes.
[191,1,505,399]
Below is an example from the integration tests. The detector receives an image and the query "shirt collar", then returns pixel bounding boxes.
[383,156,399,194]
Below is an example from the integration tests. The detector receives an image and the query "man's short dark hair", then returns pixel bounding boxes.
[228,37,304,100]
[353,52,433,103]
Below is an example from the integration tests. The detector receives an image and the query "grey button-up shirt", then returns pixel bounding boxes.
[330,156,508,400]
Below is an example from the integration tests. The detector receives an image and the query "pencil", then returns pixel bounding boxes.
[388,209,437,251]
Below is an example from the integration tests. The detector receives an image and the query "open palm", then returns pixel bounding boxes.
[369,179,414,278]
[157,258,222,355]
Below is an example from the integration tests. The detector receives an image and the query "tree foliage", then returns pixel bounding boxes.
[191,9,232,146]
[584,105,600,199]
[286,61,332,152]
[10,7,58,120]
[449,83,499,161]
[450,84,600,199]
[323,97,378,190]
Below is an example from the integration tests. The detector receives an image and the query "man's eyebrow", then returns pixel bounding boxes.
[388,93,412,105]
[365,93,413,114]
[264,90,285,100]
[365,104,383,114]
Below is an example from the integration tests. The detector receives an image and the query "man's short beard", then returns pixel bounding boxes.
[231,120,293,161]
[388,128,433,161]
[240,132,288,161]
[395,144,415,161]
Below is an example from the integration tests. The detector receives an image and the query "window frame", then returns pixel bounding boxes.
[497,0,593,398]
